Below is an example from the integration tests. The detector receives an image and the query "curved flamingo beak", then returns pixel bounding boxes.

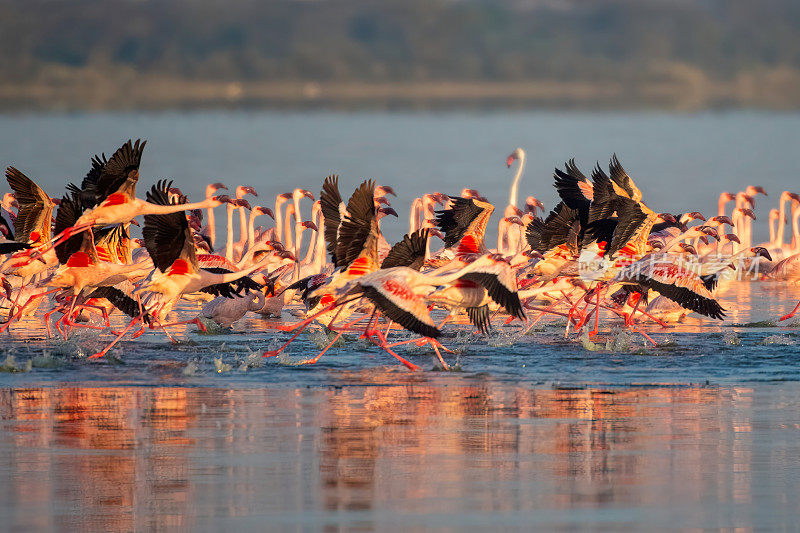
[374,196,390,206]
[751,247,772,261]
[378,207,398,218]
[678,243,697,255]
[279,192,293,200]
[748,186,767,196]
[687,211,705,221]
[259,207,275,219]
[376,185,396,197]
[210,182,227,192]
[237,186,258,198]
[710,215,734,227]
[235,199,252,210]
[725,234,741,244]
[742,208,756,220]
[300,221,318,232]
[214,195,232,204]
[506,153,517,167]
[503,216,524,226]
[721,192,735,201]
[658,213,677,224]
[428,228,445,240]
[525,197,544,212]
[789,192,800,202]
[296,189,314,201]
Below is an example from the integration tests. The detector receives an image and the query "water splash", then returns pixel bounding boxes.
[0,354,31,373]
[760,335,797,346]
[723,331,741,345]
[214,357,232,373]
[580,332,602,352]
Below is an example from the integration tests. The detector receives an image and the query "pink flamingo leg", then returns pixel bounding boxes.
[780,300,800,321]
[88,317,142,359]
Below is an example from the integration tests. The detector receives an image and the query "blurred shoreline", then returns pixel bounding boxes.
[4,70,800,112]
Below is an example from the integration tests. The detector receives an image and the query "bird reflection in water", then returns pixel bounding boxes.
[0,380,761,530]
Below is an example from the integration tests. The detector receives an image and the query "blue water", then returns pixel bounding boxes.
[0,110,798,530]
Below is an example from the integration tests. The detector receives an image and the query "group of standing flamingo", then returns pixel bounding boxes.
[0,139,796,369]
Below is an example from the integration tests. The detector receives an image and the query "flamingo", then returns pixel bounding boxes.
[200,291,268,329]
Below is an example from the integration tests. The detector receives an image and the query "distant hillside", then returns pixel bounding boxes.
[2,0,800,109]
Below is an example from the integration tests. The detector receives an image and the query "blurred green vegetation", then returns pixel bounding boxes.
[2,0,800,109]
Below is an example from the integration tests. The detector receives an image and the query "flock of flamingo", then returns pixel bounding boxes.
[0,139,797,370]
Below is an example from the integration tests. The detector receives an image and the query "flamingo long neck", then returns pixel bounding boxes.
[247,209,260,253]
[143,198,217,215]
[792,203,800,252]
[206,202,216,248]
[777,193,789,249]
[302,206,322,266]
[315,215,327,269]
[293,196,303,226]
[769,211,778,246]
[731,210,744,254]
[237,204,248,247]
[409,198,421,233]
[496,219,507,254]
[225,204,235,261]
[507,151,526,208]
[274,198,285,245]
[284,205,296,253]
[718,195,730,217]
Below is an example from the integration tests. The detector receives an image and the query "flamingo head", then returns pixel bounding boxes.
[427,228,445,240]
[236,185,258,199]
[685,211,705,222]
[206,182,227,196]
[720,192,736,202]
[256,206,275,219]
[460,188,480,199]
[745,186,767,197]
[751,247,772,261]
[657,213,677,224]
[377,207,398,220]
[709,215,734,227]
[677,243,698,255]
[374,196,390,206]
[433,193,450,205]
[2,193,17,211]
[506,147,524,167]
[294,189,314,201]
[234,199,251,210]
[375,185,396,197]
[298,220,318,232]
[740,208,756,220]
[194,239,211,253]
[525,196,544,213]
[213,195,232,206]
[503,216,525,227]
